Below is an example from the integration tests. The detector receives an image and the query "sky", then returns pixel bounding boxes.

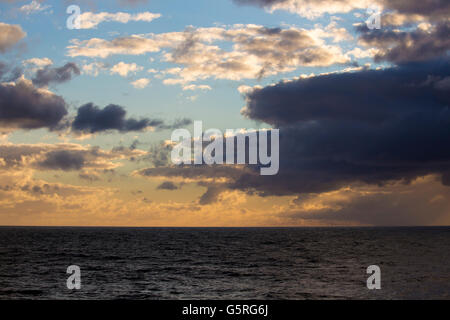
[0,0,449,226]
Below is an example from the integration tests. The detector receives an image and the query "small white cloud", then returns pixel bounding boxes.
[182,84,211,91]
[163,78,185,86]
[237,85,253,94]
[79,11,161,29]
[19,1,51,15]
[346,47,378,59]
[23,57,53,68]
[111,62,143,77]
[82,62,107,77]
[131,78,150,89]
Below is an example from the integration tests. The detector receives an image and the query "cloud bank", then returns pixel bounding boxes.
[0,22,26,53]
[0,78,68,131]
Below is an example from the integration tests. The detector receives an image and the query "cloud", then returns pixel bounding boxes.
[357,21,450,64]
[232,0,369,19]
[0,143,150,225]
[136,57,450,208]
[159,118,193,130]
[0,163,256,226]
[23,57,53,68]
[32,62,81,87]
[72,103,165,133]
[0,22,26,53]
[134,163,267,205]
[130,78,149,89]
[67,24,349,83]
[136,165,251,184]
[145,141,176,167]
[232,0,450,21]
[198,185,225,205]
[345,47,377,59]
[0,61,22,82]
[182,84,212,91]
[78,11,161,29]
[2,68,184,135]
[288,176,450,226]
[0,143,146,172]
[67,36,162,58]
[157,181,178,190]
[81,61,107,76]
[19,1,51,15]
[379,0,450,23]
[163,25,349,83]
[241,59,450,125]
[234,58,450,197]
[110,61,143,77]
[37,150,85,171]
[0,77,68,132]
[78,171,100,182]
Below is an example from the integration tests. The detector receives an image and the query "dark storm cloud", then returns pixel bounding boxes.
[72,103,162,133]
[233,58,450,196]
[357,21,450,64]
[72,103,192,134]
[32,63,81,88]
[146,58,450,198]
[157,181,178,190]
[198,185,224,205]
[0,79,68,131]
[37,150,85,171]
[379,0,450,22]
[242,58,450,125]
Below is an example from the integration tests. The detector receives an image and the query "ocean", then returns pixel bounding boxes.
[0,227,449,299]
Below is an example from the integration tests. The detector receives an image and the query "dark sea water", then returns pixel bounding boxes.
[0,227,449,300]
